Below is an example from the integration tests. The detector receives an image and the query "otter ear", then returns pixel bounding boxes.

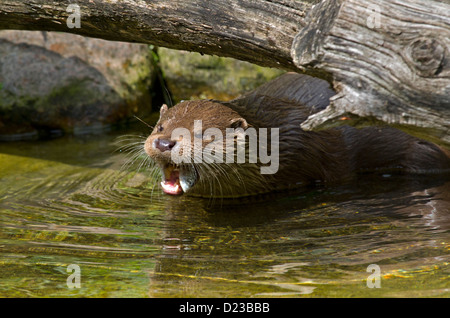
[160,104,168,117]
[230,118,248,129]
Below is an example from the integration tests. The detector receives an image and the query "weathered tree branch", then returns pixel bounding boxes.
[292,0,450,144]
[1,0,449,144]
[0,0,318,72]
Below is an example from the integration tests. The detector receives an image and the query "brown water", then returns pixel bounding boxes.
[0,129,449,298]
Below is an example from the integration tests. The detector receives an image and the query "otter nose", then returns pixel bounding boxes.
[153,138,176,152]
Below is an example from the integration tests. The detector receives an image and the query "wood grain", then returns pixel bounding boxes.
[292,0,450,143]
[0,0,316,71]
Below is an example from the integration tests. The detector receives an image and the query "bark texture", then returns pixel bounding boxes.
[292,0,450,143]
[0,0,319,71]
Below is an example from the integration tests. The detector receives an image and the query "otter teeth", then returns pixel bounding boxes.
[160,164,183,195]
[160,180,181,195]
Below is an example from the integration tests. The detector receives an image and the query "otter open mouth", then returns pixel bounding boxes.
[161,164,183,195]
[159,163,198,195]
[160,164,183,195]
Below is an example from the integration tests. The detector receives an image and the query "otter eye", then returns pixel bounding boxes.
[157,125,163,132]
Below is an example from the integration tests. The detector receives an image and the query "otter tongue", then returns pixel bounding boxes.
[161,168,183,195]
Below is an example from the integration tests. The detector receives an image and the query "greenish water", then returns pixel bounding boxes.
[0,129,449,298]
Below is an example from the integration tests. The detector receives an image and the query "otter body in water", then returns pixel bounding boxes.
[144,73,450,198]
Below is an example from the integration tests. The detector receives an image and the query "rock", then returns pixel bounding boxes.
[0,31,156,140]
[157,47,285,103]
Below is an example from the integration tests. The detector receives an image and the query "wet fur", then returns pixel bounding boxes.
[141,73,450,198]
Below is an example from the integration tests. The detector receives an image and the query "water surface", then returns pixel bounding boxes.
[0,129,449,297]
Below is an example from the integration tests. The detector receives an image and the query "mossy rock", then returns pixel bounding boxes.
[158,47,285,103]
[0,31,156,140]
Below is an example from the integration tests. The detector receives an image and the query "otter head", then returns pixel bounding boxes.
[144,100,266,198]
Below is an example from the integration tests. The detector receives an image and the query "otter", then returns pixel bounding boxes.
[143,73,450,198]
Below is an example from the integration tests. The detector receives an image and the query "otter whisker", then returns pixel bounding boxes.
[195,162,222,204]
[120,147,147,172]
[133,115,154,129]
[114,135,151,174]
[147,164,162,201]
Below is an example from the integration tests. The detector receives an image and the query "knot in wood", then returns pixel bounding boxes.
[406,37,445,77]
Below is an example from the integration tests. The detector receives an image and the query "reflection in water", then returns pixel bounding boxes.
[0,132,449,297]
[152,176,449,297]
